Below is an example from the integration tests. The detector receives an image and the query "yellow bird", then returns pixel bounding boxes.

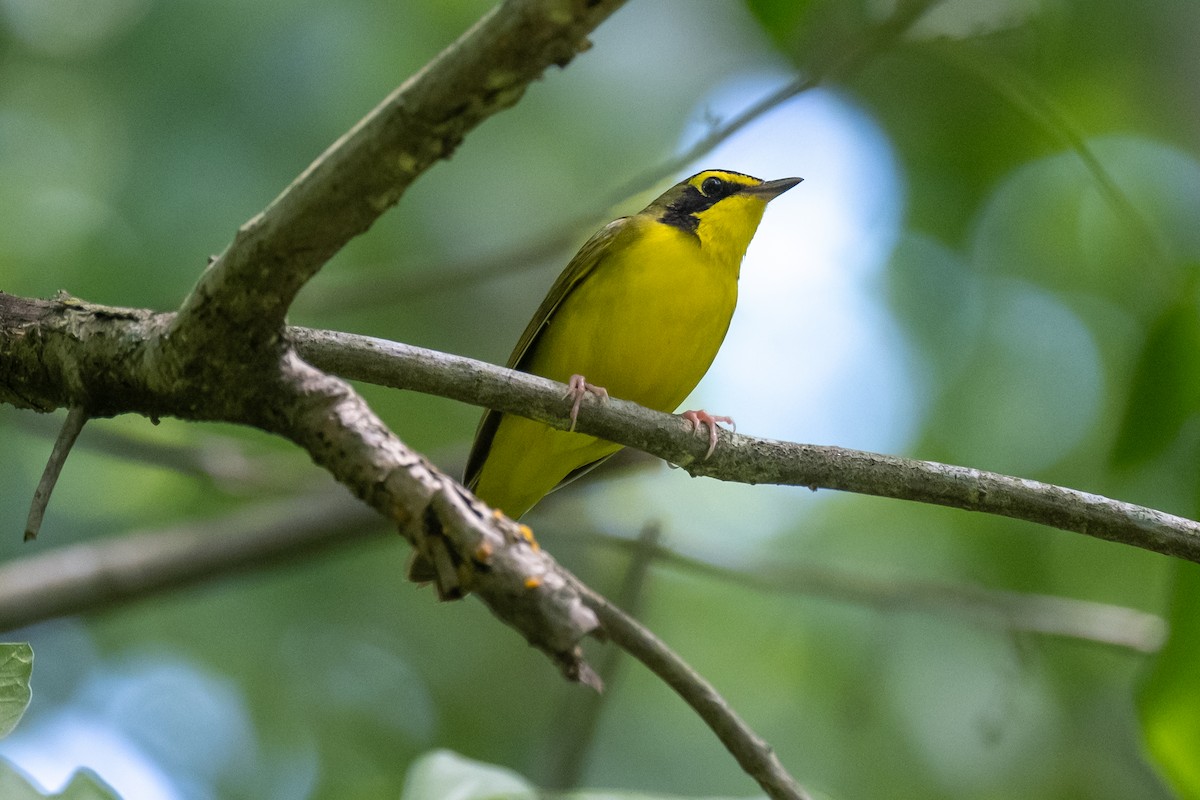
[464,169,801,519]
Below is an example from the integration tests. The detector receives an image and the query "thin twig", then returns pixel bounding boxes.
[580,531,1165,653]
[595,0,941,203]
[302,0,944,316]
[3,489,383,631]
[24,406,89,542]
[11,411,301,494]
[571,577,814,800]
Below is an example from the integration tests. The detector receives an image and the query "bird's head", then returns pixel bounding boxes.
[648,169,802,265]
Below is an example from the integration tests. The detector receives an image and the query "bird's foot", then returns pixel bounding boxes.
[565,374,609,432]
[681,410,735,459]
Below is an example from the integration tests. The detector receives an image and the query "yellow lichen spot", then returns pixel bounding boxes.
[485,70,517,91]
[546,6,572,25]
[518,524,540,551]
[396,152,420,175]
[492,508,505,521]
[524,576,541,590]
[473,540,493,562]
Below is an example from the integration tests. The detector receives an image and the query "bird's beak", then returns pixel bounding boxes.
[748,176,803,201]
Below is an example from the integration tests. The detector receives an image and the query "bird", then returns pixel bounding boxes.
[464,169,801,520]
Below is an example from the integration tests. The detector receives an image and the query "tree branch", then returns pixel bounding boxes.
[290,326,1200,563]
[583,531,1166,653]
[264,350,606,685]
[0,490,382,631]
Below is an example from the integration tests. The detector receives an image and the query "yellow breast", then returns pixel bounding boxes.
[524,216,739,412]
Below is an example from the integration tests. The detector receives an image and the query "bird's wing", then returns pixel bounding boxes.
[504,216,630,371]
[463,216,632,491]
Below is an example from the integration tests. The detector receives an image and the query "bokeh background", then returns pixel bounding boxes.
[3,0,1200,797]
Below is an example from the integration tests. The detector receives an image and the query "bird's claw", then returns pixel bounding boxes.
[565,374,609,432]
[681,410,735,459]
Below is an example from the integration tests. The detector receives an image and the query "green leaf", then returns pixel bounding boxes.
[0,760,120,800]
[0,644,33,739]
[1139,561,1200,798]
[1112,288,1200,466]
[0,758,45,800]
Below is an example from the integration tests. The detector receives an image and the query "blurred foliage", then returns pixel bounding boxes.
[1113,286,1200,467]
[0,644,33,738]
[2,0,1200,798]
[0,758,118,800]
[395,748,767,800]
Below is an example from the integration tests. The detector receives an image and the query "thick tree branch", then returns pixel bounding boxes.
[262,350,604,684]
[0,307,605,682]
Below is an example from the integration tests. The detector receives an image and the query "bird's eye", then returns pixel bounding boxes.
[700,176,725,196]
